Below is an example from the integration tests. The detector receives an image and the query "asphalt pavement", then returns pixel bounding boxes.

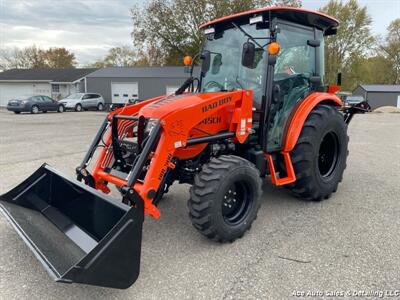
[0,109,399,300]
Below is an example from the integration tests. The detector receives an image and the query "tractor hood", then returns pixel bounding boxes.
[139,91,243,120]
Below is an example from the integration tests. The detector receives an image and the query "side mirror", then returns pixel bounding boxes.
[307,39,320,47]
[211,53,222,75]
[200,50,211,74]
[242,42,255,68]
[310,76,322,86]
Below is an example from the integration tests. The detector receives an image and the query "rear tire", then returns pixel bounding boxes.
[31,105,39,114]
[97,103,104,111]
[188,155,262,243]
[58,105,64,113]
[286,104,348,201]
[75,104,82,112]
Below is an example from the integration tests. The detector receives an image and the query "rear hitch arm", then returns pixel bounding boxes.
[343,101,371,124]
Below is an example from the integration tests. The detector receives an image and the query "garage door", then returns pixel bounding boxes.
[111,82,139,104]
[0,83,51,106]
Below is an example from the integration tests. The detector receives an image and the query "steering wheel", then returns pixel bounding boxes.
[240,77,261,87]
[203,80,238,92]
[274,73,310,95]
[203,81,224,91]
[274,72,293,81]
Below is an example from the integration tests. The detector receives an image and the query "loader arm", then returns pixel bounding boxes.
[90,90,253,218]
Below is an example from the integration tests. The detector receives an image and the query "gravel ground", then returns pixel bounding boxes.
[0,110,399,300]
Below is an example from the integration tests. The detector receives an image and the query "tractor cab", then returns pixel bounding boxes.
[198,7,339,151]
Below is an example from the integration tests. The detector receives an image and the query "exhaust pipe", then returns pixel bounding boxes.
[0,164,144,289]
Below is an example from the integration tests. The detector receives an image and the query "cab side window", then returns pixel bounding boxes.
[274,29,316,78]
[267,23,319,151]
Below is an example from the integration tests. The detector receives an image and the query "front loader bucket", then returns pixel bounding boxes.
[0,164,144,289]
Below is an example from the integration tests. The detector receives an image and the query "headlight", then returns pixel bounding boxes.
[144,119,158,135]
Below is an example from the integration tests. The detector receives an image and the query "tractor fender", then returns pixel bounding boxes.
[283,92,342,152]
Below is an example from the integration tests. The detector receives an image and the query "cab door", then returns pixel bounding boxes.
[266,22,323,151]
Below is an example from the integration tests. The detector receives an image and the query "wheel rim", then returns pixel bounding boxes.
[32,106,38,113]
[318,131,339,178]
[59,106,64,112]
[221,181,252,225]
[77,105,81,111]
[98,104,103,110]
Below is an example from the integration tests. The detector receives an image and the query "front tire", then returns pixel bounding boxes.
[188,155,262,243]
[286,104,348,201]
[58,105,64,113]
[75,104,82,112]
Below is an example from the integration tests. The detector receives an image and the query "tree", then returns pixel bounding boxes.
[380,19,400,84]
[89,46,138,67]
[131,0,301,66]
[42,48,76,68]
[345,55,393,86]
[0,46,76,70]
[320,0,374,90]
[0,45,46,70]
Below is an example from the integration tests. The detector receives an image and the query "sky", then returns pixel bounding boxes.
[0,0,399,66]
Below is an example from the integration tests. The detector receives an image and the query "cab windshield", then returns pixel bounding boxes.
[201,24,269,107]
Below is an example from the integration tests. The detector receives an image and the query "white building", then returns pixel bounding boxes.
[0,68,97,106]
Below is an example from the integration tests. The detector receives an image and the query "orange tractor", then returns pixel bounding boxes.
[0,7,369,288]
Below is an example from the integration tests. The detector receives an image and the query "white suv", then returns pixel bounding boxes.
[60,93,105,111]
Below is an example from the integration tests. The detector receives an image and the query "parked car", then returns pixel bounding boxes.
[7,95,64,114]
[59,93,105,111]
[344,95,365,107]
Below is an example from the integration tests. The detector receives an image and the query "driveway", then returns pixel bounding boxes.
[0,110,399,299]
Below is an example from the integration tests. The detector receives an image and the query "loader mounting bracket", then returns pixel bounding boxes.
[76,167,95,188]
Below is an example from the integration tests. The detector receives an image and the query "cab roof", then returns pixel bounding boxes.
[200,6,339,35]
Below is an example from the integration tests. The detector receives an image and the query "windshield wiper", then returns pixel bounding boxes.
[231,22,272,49]
[231,22,264,48]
